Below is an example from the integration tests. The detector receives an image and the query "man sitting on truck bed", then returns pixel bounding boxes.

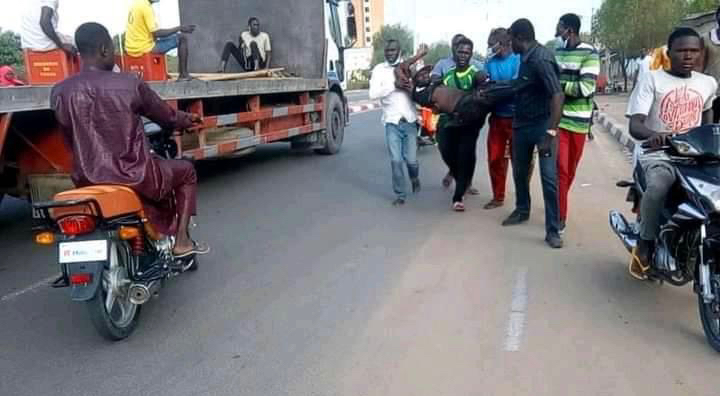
[51,22,209,258]
[217,17,272,72]
[125,0,196,81]
[20,0,77,55]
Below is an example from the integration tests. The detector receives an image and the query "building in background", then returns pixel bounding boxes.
[351,0,384,48]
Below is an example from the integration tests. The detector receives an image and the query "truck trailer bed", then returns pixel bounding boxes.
[0,77,327,113]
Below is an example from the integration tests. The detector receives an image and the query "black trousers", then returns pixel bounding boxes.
[220,41,266,71]
[438,124,481,203]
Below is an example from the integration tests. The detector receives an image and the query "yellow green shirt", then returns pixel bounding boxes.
[125,0,157,57]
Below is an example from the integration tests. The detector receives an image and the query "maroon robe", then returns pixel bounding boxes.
[51,70,194,234]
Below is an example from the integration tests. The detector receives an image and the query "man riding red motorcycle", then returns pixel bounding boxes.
[50,22,209,259]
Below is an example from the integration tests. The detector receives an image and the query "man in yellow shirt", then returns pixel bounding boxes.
[125,0,196,80]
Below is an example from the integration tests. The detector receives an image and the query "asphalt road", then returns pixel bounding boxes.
[1,110,719,395]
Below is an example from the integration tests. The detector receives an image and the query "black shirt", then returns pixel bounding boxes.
[513,42,562,129]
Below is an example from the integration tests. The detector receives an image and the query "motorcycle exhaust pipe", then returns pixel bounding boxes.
[128,281,161,305]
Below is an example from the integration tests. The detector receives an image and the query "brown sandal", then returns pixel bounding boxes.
[628,247,650,281]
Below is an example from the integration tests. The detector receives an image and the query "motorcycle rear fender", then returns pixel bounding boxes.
[66,261,105,302]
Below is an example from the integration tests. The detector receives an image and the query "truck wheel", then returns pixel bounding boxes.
[315,92,344,155]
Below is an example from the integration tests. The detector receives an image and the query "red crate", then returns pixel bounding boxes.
[23,49,81,85]
[119,54,168,81]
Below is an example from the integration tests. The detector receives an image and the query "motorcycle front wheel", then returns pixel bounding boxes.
[86,241,141,341]
[698,277,720,353]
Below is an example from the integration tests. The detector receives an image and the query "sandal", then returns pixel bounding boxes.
[466,186,480,196]
[174,240,210,258]
[452,201,465,212]
[628,247,650,281]
[483,200,504,210]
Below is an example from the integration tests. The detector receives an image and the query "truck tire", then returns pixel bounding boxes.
[315,92,344,155]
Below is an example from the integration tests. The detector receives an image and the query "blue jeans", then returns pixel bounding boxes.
[152,34,179,54]
[511,122,560,234]
[385,121,419,199]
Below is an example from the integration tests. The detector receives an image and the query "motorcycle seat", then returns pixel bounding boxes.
[50,185,143,220]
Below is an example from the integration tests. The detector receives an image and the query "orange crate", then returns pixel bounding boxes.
[119,54,168,81]
[23,49,81,85]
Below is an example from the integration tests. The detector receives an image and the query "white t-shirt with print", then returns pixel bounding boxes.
[240,31,272,64]
[627,70,718,162]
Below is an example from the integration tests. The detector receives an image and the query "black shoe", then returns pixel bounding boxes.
[502,211,529,226]
[392,198,406,206]
[545,233,564,249]
[411,178,421,193]
[558,220,566,236]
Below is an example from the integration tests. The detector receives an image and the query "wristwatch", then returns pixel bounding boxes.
[547,129,557,137]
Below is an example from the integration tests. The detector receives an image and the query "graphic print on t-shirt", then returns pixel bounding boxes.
[659,86,704,132]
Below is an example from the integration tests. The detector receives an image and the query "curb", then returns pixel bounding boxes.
[597,111,636,153]
[348,102,380,114]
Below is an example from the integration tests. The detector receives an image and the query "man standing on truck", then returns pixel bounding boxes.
[20,0,77,54]
[52,22,209,258]
[370,39,421,206]
[125,0,196,81]
[217,17,272,72]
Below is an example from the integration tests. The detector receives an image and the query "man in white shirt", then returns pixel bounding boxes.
[369,39,422,206]
[218,17,272,72]
[626,28,718,279]
[21,0,76,54]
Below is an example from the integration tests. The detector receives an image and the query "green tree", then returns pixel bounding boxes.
[0,29,23,73]
[371,24,414,66]
[686,0,716,13]
[424,41,451,66]
[593,0,686,90]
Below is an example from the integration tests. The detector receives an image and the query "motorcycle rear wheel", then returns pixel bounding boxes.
[86,242,141,341]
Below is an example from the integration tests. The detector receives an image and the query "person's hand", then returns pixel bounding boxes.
[416,43,429,57]
[61,43,78,56]
[189,113,203,125]
[394,77,413,92]
[180,25,196,34]
[642,132,669,149]
[538,134,555,158]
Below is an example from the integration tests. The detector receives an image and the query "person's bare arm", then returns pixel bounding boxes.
[40,6,76,54]
[703,109,714,125]
[265,51,272,69]
[629,114,668,149]
[153,25,195,39]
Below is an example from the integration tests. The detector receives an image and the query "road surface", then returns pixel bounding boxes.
[1,110,718,395]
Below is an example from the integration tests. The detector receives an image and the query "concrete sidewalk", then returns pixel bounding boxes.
[595,93,636,152]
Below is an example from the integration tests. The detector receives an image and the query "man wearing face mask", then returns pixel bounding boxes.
[483,28,521,210]
[554,13,599,235]
[369,39,421,206]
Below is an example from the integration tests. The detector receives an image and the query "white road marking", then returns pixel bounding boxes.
[0,274,59,303]
[504,267,529,352]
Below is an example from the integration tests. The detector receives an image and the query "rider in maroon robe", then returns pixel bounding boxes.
[51,22,208,258]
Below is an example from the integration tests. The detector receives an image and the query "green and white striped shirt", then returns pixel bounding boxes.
[555,42,600,133]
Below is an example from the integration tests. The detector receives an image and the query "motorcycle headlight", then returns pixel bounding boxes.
[688,177,720,211]
[672,140,701,156]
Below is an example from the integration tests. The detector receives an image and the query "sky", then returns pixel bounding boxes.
[0,0,602,51]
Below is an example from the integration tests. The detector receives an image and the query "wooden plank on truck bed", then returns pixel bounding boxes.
[168,68,285,81]
[0,78,327,113]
